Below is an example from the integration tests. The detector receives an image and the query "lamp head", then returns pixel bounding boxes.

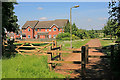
[73,5,79,8]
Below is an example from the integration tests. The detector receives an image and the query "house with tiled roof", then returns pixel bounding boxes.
[22,19,69,39]
[6,29,22,40]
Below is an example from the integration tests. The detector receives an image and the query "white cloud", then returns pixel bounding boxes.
[39,17,47,20]
[87,19,92,22]
[37,7,43,10]
[98,17,107,21]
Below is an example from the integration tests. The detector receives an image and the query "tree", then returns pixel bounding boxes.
[2,2,19,57]
[64,22,70,33]
[108,0,120,37]
[72,23,79,36]
[103,19,118,39]
[2,2,19,39]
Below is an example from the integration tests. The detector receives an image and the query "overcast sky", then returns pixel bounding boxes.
[14,2,110,30]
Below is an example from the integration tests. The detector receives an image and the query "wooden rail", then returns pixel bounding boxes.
[3,39,118,78]
[49,61,81,64]
[16,41,52,44]
[42,50,81,54]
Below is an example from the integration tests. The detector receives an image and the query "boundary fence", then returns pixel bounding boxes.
[3,40,118,78]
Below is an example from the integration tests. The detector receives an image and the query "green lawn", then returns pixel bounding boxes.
[2,39,90,78]
[2,54,65,78]
[57,39,90,50]
[57,39,90,57]
[99,38,117,46]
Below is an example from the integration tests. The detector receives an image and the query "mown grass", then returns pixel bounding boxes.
[99,38,116,46]
[57,39,90,57]
[2,54,65,78]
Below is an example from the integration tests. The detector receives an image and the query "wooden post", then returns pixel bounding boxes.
[110,45,114,69]
[48,54,52,71]
[59,45,62,60]
[81,46,86,78]
[85,45,89,64]
[55,40,57,47]
[48,46,52,71]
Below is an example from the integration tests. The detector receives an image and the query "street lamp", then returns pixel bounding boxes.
[70,5,79,48]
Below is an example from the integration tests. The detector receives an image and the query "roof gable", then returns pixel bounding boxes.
[22,21,39,29]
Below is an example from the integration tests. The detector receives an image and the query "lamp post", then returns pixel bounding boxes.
[70,5,79,48]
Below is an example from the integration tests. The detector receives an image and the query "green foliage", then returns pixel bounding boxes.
[100,39,120,78]
[56,32,70,40]
[63,23,102,39]
[108,1,120,38]
[2,2,19,39]
[2,55,65,78]
[64,22,70,33]
[103,19,118,39]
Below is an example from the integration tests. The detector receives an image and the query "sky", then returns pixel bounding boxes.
[14,2,110,30]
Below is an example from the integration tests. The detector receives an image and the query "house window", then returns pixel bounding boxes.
[59,28,60,31]
[28,28,30,31]
[62,29,63,31]
[28,35,30,38]
[35,29,37,31]
[23,29,24,31]
[22,35,26,37]
[45,29,47,31]
[49,29,51,31]
[53,28,56,31]
[49,35,51,38]
[53,35,56,38]
[39,28,41,31]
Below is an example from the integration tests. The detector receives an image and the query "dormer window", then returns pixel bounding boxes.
[28,28,30,31]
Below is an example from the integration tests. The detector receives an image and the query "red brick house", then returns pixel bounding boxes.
[6,29,22,40]
[22,19,69,39]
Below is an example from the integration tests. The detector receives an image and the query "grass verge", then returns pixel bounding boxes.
[2,54,65,78]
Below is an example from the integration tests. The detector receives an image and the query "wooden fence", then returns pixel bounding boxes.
[45,43,118,77]
[3,40,52,55]
[3,40,118,78]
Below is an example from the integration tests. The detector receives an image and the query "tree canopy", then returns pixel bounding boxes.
[108,1,120,37]
[103,19,118,39]
[2,2,19,39]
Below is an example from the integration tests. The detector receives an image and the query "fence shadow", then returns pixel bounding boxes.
[73,46,113,79]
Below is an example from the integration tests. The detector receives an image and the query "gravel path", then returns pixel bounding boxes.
[55,39,112,79]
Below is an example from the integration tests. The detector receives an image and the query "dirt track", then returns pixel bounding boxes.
[55,39,112,79]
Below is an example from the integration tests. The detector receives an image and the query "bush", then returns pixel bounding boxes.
[56,32,70,40]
